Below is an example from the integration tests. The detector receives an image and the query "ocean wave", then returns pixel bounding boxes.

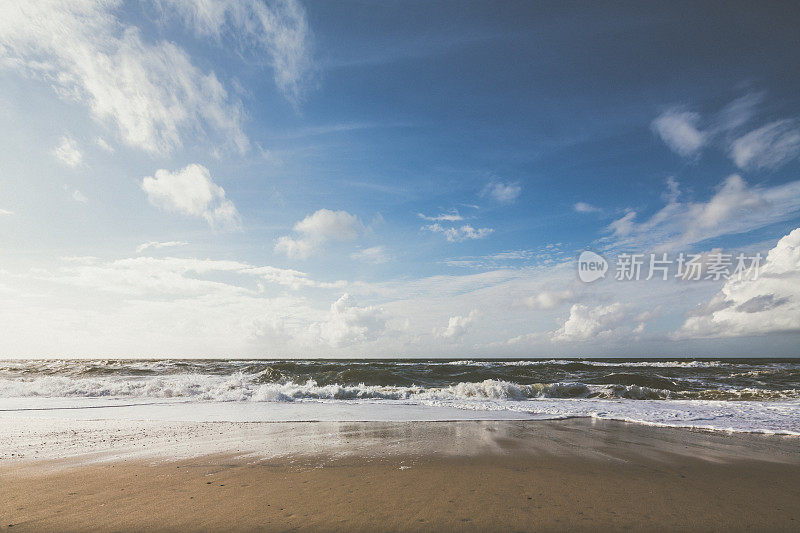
[593,372,681,391]
[494,360,727,368]
[411,359,728,368]
[3,374,797,403]
[416,398,800,435]
[0,375,592,401]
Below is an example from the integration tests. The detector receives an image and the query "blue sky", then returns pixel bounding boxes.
[1,0,799,357]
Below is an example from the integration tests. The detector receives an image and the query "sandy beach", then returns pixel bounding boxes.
[2,419,799,532]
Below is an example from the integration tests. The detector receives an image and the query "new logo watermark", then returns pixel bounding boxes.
[577,251,762,283]
[577,250,608,283]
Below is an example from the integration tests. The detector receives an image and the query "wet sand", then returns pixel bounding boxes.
[1,419,799,532]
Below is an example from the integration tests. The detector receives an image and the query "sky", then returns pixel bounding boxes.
[1,0,799,358]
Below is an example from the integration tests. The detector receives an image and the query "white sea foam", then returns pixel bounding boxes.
[2,375,797,402]
[418,398,800,435]
[405,359,730,368]
[1,374,798,435]
[0,375,668,401]
[1,395,797,436]
[1,358,798,436]
[485,359,726,368]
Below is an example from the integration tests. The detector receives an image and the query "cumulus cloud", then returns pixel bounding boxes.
[351,246,390,264]
[53,136,83,167]
[675,227,800,338]
[273,236,314,260]
[2,244,762,357]
[483,180,521,203]
[574,202,601,213]
[424,223,494,243]
[436,309,479,340]
[551,302,627,342]
[136,241,189,254]
[309,294,386,347]
[294,209,361,240]
[606,175,800,250]
[651,108,707,157]
[523,290,573,310]
[275,209,363,259]
[0,1,249,154]
[141,164,240,228]
[730,119,800,170]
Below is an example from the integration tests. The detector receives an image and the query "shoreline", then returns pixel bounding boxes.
[2,396,798,436]
[3,416,800,467]
[2,419,799,531]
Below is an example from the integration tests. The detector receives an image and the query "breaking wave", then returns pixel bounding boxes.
[2,358,799,435]
[1,374,797,403]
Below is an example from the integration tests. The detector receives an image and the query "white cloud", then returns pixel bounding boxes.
[4,255,356,356]
[246,265,346,291]
[136,241,189,254]
[523,290,573,310]
[71,189,88,203]
[436,309,479,340]
[53,136,83,167]
[36,256,247,296]
[574,202,601,213]
[675,227,800,339]
[651,95,800,172]
[492,249,537,261]
[309,294,386,347]
[63,184,87,203]
[417,210,464,222]
[157,0,312,104]
[0,245,769,357]
[606,175,800,250]
[551,302,627,342]
[0,1,249,154]
[730,120,800,170]
[141,164,240,228]
[32,255,344,297]
[274,236,314,260]
[1,259,504,355]
[715,92,762,132]
[443,247,567,269]
[0,208,13,216]
[95,137,114,152]
[351,246,390,264]
[294,209,361,240]
[424,223,494,243]
[483,180,521,203]
[275,209,364,259]
[629,307,662,335]
[651,108,707,157]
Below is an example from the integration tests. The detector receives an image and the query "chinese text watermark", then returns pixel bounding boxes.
[577,251,762,283]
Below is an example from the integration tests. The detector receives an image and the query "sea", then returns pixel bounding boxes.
[1,358,799,435]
